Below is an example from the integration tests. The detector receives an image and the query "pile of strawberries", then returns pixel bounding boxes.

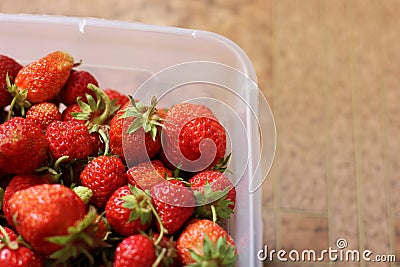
[0,51,238,267]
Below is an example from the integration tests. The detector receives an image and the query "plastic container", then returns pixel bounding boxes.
[0,14,266,267]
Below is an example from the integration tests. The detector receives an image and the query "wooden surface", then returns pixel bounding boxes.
[2,1,400,266]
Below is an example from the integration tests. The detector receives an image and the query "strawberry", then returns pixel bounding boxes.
[0,117,48,174]
[59,70,99,106]
[8,184,86,257]
[151,181,195,235]
[46,120,93,161]
[26,102,61,131]
[176,219,237,266]
[80,156,127,209]
[61,103,105,156]
[3,174,50,227]
[189,170,236,221]
[113,234,156,267]
[0,55,23,108]
[126,160,172,191]
[104,89,129,110]
[109,96,162,166]
[67,84,114,155]
[105,184,152,236]
[160,103,226,173]
[14,51,74,103]
[0,226,45,267]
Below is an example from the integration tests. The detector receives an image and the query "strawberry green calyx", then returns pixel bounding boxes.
[72,83,112,155]
[73,186,93,205]
[193,183,234,221]
[121,184,152,225]
[120,95,164,141]
[188,234,237,267]
[5,73,31,121]
[212,154,232,173]
[121,184,167,245]
[46,206,109,264]
[35,155,70,183]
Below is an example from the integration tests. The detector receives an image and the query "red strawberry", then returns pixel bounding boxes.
[61,103,105,156]
[176,219,237,266]
[160,103,226,172]
[109,97,162,166]
[46,120,93,161]
[104,89,129,110]
[59,70,99,106]
[3,174,50,227]
[151,181,195,235]
[8,184,86,257]
[14,51,74,103]
[26,102,61,131]
[113,234,156,267]
[61,104,84,123]
[105,185,152,236]
[0,226,45,267]
[189,170,236,221]
[0,117,48,174]
[80,156,127,209]
[65,84,114,155]
[0,55,23,108]
[126,160,172,191]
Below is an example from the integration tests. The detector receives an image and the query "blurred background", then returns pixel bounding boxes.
[2,1,399,266]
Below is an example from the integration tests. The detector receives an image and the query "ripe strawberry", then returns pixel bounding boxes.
[59,70,99,106]
[126,160,172,191]
[80,156,127,209]
[0,55,23,108]
[14,51,74,103]
[66,84,114,155]
[61,103,105,156]
[160,103,226,173]
[0,117,48,174]
[26,102,61,131]
[8,184,86,257]
[113,234,156,267]
[3,174,50,227]
[189,170,236,221]
[109,97,162,166]
[46,120,92,161]
[0,226,45,267]
[104,89,129,110]
[151,181,195,235]
[176,219,237,266]
[105,185,152,236]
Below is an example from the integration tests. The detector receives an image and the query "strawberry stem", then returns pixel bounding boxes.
[211,205,217,223]
[149,203,167,246]
[152,247,167,267]
[87,84,111,126]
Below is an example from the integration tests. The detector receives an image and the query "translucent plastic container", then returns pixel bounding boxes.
[0,14,265,267]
